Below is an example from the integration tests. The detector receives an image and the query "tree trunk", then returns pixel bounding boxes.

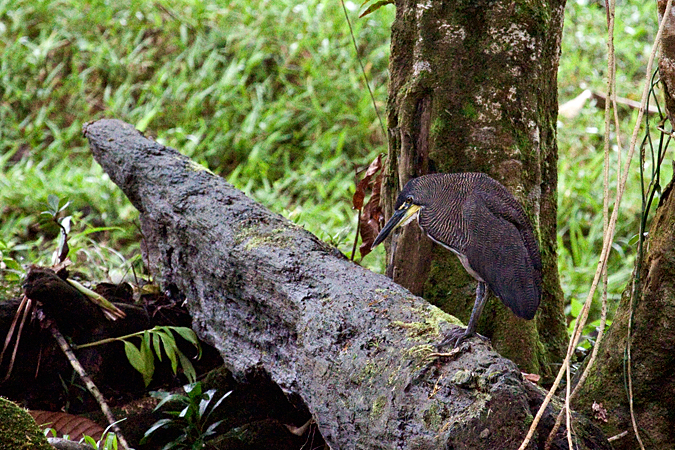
[572,3,675,448]
[383,0,568,377]
[84,119,610,449]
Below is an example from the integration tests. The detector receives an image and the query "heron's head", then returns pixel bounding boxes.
[371,178,429,249]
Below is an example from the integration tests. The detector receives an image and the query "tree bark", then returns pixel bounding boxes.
[572,3,675,448]
[383,0,568,377]
[84,119,610,449]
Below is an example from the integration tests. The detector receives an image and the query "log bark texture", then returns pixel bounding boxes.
[85,119,610,449]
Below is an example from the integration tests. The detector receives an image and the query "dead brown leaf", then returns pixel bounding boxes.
[522,372,541,384]
[351,155,384,259]
[592,401,608,422]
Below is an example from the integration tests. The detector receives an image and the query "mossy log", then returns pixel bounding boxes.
[85,119,609,449]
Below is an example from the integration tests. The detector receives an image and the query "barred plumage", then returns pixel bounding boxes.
[372,173,542,346]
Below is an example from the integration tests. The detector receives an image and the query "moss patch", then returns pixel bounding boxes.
[370,395,387,420]
[235,225,295,251]
[391,303,462,341]
[0,397,52,450]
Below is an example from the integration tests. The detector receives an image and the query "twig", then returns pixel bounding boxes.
[591,91,660,115]
[1,295,32,383]
[49,323,131,450]
[518,0,672,447]
[607,430,629,442]
[340,0,386,138]
[565,360,573,449]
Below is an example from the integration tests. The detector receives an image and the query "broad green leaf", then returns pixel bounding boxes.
[152,332,162,362]
[205,419,224,436]
[79,226,125,235]
[47,194,60,213]
[199,389,217,418]
[172,326,199,346]
[153,393,188,412]
[204,390,232,423]
[159,331,178,374]
[183,382,200,396]
[140,332,155,386]
[123,341,145,374]
[178,350,197,385]
[141,418,173,441]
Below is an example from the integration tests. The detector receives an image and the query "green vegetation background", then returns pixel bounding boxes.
[0,0,670,336]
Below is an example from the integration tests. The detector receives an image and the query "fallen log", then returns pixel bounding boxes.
[84,118,610,449]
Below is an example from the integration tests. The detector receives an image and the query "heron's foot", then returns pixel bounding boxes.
[437,326,488,350]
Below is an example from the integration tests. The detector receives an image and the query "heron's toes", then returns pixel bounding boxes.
[437,326,468,349]
[437,327,489,350]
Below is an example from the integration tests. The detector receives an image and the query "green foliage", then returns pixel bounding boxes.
[43,426,121,450]
[113,326,200,387]
[0,0,392,276]
[142,382,231,449]
[44,427,121,450]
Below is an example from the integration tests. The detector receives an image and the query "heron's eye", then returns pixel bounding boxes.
[405,196,413,204]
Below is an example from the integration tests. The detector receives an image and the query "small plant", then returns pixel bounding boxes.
[75,326,202,387]
[141,382,231,449]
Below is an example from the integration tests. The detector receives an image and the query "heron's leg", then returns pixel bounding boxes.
[438,282,489,349]
[453,282,488,347]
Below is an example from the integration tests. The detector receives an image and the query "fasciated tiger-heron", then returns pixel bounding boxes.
[371,173,542,347]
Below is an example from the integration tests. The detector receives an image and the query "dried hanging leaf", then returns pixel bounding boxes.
[352,154,382,210]
[351,154,384,260]
[359,171,384,257]
[359,0,394,18]
[592,401,608,422]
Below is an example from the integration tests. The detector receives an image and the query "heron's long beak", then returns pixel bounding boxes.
[371,204,421,249]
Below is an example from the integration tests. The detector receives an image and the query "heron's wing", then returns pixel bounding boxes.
[462,190,542,319]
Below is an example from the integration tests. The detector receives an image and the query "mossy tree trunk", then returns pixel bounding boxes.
[573,4,675,448]
[382,0,568,376]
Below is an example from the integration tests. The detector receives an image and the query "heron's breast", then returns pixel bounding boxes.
[424,233,485,282]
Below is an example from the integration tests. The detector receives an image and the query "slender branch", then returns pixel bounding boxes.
[565,361,573,449]
[49,323,131,450]
[340,0,386,138]
[72,327,155,350]
[1,295,32,383]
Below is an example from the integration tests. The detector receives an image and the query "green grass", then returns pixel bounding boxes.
[0,0,393,285]
[0,0,670,336]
